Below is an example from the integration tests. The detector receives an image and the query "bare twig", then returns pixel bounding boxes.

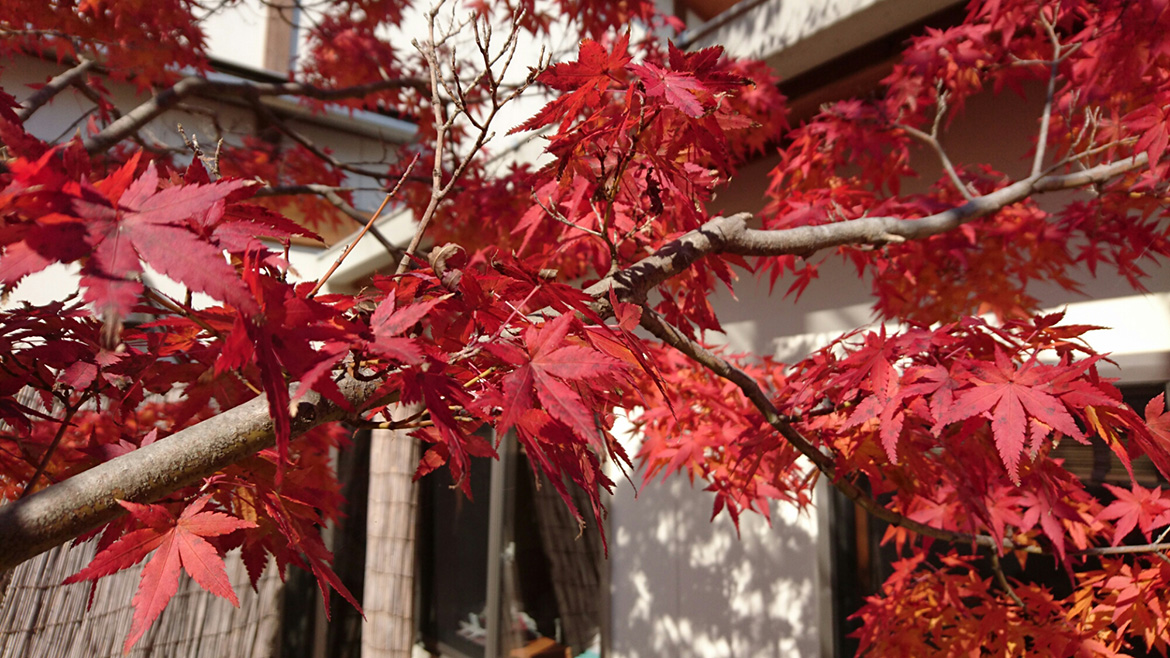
[309,154,418,297]
[896,89,974,202]
[535,195,606,239]
[990,551,1028,609]
[395,6,541,275]
[20,401,82,499]
[1031,9,1063,177]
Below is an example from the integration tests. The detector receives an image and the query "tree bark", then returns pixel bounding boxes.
[0,376,388,572]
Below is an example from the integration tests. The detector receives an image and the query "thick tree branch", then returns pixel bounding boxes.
[637,306,994,548]
[82,75,426,154]
[726,154,1149,257]
[0,376,387,571]
[16,57,97,122]
[588,153,1149,310]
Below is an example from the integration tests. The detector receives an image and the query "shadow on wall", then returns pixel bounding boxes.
[607,466,820,658]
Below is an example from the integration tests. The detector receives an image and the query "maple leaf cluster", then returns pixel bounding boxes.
[1,0,1170,655]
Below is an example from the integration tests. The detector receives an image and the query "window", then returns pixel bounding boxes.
[416,434,605,658]
[279,429,606,658]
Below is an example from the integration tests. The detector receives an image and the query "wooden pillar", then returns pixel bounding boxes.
[262,0,296,75]
[361,417,420,658]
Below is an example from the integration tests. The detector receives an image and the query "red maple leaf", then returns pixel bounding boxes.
[938,351,1083,483]
[1099,482,1170,546]
[366,293,450,363]
[1148,392,1170,449]
[64,496,255,652]
[512,33,630,133]
[629,61,706,117]
[489,312,626,447]
[72,160,257,318]
[629,43,739,119]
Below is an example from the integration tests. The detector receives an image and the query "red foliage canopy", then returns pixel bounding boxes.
[2,0,1170,654]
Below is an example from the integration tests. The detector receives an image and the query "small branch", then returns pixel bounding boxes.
[309,154,417,297]
[990,551,1027,609]
[143,288,223,340]
[82,75,427,154]
[535,195,606,239]
[395,7,538,276]
[20,401,82,499]
[17,57,97,122]
[255,183,400,256]
[1071,542,1170,557]
[397,6,455,275]
[896,119,974,202]
[1031,10,1063,178]
[636,305,993,548]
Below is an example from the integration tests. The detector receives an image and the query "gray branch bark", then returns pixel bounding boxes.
[17,57,97,122]
[0,377,386,572]
[82,76,427,154]
[587,153,1148,309]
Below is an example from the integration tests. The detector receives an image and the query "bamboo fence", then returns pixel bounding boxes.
[0,539,282,658]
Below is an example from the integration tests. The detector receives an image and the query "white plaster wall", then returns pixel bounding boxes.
[607,414,822,658]
[200,0,271,71]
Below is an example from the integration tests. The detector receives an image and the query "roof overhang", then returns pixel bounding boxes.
[680,0,961,80]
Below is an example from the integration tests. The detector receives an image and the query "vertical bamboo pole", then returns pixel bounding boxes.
[361,408,420,658]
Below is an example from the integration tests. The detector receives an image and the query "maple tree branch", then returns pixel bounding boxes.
[586,212,753,307]
[635,305,992,548]
[585,153,1157,558]
[1030,7,1066,178]
[535,195,606,239]
[310,154,417,297]
[396,5,459,275]
[589,153,1151,312]
[19,399,82,499]
[81,75,427,154]
[727,155,1150,257]
[1071,542,1170,557]
[254,185,401,255]
[143,288,223,340]
[0,375,388,572]
[896,118,974,202]
[16,57,97,122]
[395,8,540,275]
[990,550,1028,609]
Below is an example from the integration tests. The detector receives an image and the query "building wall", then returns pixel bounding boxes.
[606,7,1170,658]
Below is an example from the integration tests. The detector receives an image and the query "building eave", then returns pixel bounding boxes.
[200,58,418,144]
[681,0,963,80]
